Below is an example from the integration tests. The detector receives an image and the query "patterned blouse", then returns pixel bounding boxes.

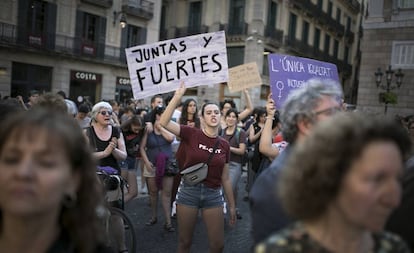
[255,222,410,253]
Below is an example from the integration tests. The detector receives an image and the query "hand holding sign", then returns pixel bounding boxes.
[266,93,276,119]
[175,81,187,97]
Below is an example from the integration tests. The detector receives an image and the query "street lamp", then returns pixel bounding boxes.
[374,65,404,114]
[113,11,127,29]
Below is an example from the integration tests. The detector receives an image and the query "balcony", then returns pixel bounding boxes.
[289,0,318,18]
[220,23,247,43]
[122,0,154,20]
[313,8,345,37]
[80,0,113,8]
[284,36,314,56]
[264,26,283,48]
[175,25,209,37]
[0,22,126,66]
[340,0,361,14]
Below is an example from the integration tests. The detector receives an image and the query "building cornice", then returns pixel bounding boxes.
[363,20,414,29]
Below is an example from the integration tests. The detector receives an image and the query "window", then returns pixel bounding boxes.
[317,0,323,10]
[229,0,246,34]
[28,1,46,34]
[127,25,146,47]
[399,0,414,8]
[188,1,202,33]
[314,28,321,50]
[288,13,297,41]
[336,8,341,22]
[227,47,245,68]
[392,41,414,68]
[327,1,333,16]
[302,21,309,44]
[333,40,339,59]
[346,16,352,32]
[324,34,330,54]
[344,46,349,64]
[266,0,278,28]
[83,13,98,42]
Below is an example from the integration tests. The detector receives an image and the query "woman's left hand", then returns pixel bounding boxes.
[228,207,237,227]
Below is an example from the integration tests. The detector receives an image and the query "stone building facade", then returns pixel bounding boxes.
[0,0,160,105]
[160,0,364,108]
[0,0,366,110]
[357,0,414,116]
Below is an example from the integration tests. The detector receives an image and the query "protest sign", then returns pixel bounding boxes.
[228,62,262,92]
[268,54,339,108]
[125,31,228,99]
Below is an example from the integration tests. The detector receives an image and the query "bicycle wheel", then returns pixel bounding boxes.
[108,207,137,253]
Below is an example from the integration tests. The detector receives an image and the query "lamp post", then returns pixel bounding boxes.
[113,11,127,29]
[374,65,404,114]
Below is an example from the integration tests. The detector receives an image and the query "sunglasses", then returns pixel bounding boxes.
[99,111,113,116]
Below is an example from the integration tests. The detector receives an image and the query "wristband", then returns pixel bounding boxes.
[265,116,275,120]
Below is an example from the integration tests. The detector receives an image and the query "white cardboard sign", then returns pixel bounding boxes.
[126,31,229,99]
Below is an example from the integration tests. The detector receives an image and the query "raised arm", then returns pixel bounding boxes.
[238,89,253,121]
[259,94,279,161]
[159,82,186,137]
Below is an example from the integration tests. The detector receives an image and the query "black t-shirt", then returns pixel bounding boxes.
[86,126,121,173]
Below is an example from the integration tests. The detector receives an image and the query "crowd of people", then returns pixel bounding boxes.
[0,80,414,253]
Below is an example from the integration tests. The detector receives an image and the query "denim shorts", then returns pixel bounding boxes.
[175,180,224,209]
[120,157,136,171]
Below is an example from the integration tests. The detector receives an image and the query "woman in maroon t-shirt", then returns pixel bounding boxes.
[160,82,236,253]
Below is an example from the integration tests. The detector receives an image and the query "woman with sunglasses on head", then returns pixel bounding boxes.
[84,101,128,253]
[85,102,127,175]
[139,105,176,232]
[160,82,236,253]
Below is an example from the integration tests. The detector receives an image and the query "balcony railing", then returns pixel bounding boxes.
[313,7,345,37]
[284,36,314,56]
[122,0,154,20]
[289,0,318,17]
[80,0,113,8]
[283,35,352,77]
[264,26,283,44]
[175,25,209,37]
[0,22,125,66]
[0,23,16,43]
[340,0,361,14]
[221,23,248,36]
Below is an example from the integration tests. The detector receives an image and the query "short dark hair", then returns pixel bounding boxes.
[57,90,67,99]
[78,104,90,113]
[29,89,40,97]
[220,99,236,110]
[279,112,411,221]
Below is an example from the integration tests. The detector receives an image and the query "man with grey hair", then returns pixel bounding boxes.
[249,78,343,245]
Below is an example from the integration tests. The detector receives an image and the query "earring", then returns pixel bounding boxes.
[62,193,77,208]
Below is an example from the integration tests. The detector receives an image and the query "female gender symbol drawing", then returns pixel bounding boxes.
[276,81,284,99]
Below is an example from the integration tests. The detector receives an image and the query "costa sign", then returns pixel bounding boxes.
[71,70,102,82]
[116,77,131,86]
